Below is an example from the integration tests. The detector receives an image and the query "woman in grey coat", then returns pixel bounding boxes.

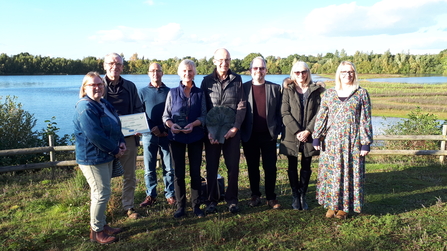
[279,61,325,210]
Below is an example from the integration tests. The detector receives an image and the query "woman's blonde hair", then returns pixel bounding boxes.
[288,61,312,87]
[335,61,359,91]
[79,71,105,98]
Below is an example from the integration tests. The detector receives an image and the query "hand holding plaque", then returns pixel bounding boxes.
[119,112,150,137]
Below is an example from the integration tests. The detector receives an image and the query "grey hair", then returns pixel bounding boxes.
[250,56,266,69]
[104,53,123,64]
[177,59,197,77]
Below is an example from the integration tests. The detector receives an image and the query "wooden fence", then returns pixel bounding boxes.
[1,125,447,173]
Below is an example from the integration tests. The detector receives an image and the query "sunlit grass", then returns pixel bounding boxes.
[1,158,447,250]
[319,79,447,119]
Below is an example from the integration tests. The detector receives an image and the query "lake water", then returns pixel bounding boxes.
[0,74,443,137]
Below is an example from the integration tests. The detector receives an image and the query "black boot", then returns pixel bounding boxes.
[292,188,302,210]
[299,168,312,210]
[300,191,308,210]
[287,157,301,210]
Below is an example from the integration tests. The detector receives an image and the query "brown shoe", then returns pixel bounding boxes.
[335,210,348,219]
[140,196,156,207]
[166,197,176,206]
[325,209,336,218]
[90,229,116,244]
[248,195,261,207]
[267,200,281,209]
[103,224,122,235]
[126,208,140,219]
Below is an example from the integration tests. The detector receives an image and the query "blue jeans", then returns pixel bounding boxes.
[142,133,175,199]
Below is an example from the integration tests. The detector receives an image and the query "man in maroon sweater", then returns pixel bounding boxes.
[241,57,282,209]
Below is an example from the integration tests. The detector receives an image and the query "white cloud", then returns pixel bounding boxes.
[154,23,183,43]
[89,23,183,45]
[305,0,447,37]
[249,27,295,43]
[145,0,154,6]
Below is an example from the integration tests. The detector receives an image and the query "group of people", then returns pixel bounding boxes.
[73,48,373,244]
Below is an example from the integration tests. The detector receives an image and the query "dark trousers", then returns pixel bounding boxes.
[170,139,203,209]
[242,132,278,200]
[205,132,240,205]
[287,155,312,195]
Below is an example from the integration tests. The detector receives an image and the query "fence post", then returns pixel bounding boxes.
[48,134,56,178]
[48,134,55,162]
[440,125,447,165]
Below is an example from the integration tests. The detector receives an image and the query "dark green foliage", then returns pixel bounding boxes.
[0,97,73,166]
[381,107,445,163]
[1,49,446,75]
[241,52,264,71]
[0,96,41,165]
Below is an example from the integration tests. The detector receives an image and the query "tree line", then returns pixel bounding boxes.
[1,49,447,75]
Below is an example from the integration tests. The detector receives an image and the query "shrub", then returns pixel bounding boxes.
[0,96,74,166]
[380,107,445,163]
[0,96,42,166]
[37,117,75,161]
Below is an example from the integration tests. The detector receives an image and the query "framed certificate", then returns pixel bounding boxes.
[119,112,150,136]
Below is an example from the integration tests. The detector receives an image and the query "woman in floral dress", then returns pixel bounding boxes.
[312,61,373,219]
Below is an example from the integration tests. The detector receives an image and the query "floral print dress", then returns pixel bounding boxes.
[312,87,373,213]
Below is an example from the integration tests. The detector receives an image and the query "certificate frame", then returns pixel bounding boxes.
[119,112,150,137]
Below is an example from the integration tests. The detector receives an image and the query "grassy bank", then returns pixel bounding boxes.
[318,73,409,79]
[318,74,447,119]
[1,157,447,250]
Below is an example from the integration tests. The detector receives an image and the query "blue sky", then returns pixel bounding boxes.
[1,0,446,60]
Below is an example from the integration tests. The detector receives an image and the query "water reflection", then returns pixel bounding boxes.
[371,117,403,135]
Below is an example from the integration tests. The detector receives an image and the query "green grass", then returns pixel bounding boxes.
[1,156,447,250]
[320,78,447,119]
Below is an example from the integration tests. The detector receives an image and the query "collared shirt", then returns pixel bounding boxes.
[105,76,131,115]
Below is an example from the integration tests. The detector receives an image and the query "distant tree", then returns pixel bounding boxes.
[230,58,243,74]
[1,50,447,75]
[324,52,335,59]
[339,49,348,60]
[439,49,447,75]
[196,57,214,75]
[241,52,264,71]
[265,56,280,74]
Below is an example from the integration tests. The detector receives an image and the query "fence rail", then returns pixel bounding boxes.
[1,125,446,173]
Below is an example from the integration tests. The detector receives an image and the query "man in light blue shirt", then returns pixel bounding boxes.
[138,63,176,208]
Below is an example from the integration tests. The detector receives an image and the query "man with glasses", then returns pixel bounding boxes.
[241,57,282,209]
[138,63,176,208]
[103,52,144,218]
[200,48,246,214]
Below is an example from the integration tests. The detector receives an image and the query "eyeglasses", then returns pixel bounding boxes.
[215,58,231,63]
[105,62,123,67]
[85,83,104,88]
[252,67,266,71]
[294,71,307,75]
[149,70,163,73]
[340,71,355,75]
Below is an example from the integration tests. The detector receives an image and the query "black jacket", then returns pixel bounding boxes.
[200,69,246,130]
[279,78,325,157]
[241,80,282,142]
